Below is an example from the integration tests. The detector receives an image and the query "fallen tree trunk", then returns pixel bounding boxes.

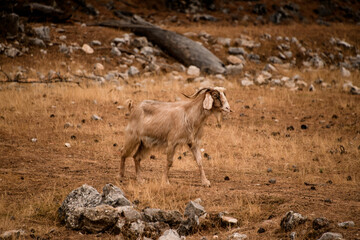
[93,16,226,74]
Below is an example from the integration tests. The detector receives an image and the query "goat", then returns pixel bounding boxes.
[120,87,231,187]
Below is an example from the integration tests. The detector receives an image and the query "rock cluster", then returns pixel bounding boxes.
[58,184,239,239]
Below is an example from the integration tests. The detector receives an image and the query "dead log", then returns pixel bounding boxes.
[93,16,225,74]
[15,3,72,22]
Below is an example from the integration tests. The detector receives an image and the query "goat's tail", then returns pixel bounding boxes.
[126,99,134,112]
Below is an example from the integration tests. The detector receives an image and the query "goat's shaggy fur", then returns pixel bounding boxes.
[120,87,231,187]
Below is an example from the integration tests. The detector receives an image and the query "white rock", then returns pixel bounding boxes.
[240,78,254,86]
[91,40,102,46]
[340,67,351,77]
[128,66,140,76]
[227,55,244,65]
[31,138,37,143]
[317,232,343,240]
[228,232,247,240]
[159,229,181,240]
[111,47,121,56]
[337,221,355,228]
[217,37,231,47]
[82,44,94,54]
[59,35,67,41]
[94,63,104,71]
[187,65,200,77]
[91,114,102,120]
[65,143,71,148]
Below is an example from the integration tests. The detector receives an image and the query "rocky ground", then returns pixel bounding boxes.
[0,0,359,240]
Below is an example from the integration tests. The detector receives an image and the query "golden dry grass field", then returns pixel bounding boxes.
[0,21,360,239]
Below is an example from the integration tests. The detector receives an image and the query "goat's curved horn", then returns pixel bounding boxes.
[182,88,209,99]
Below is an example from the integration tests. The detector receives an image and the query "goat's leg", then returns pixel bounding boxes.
[163,145,176,184]
[133,142,149,183]
[189,143,211,187]
[120,138,138,178]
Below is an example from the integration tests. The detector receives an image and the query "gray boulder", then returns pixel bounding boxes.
[228,47,247,55]
[317,232,343,240]
[116,206,141,222]
[76,205,119,233]
[280,211,307,231]
[58,184,102,227]
[142,208,182,227]
[184,201,205,218]
[337,221,354,228]
[101,183,131,207]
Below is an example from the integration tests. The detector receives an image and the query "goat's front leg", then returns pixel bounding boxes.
[189,143,211,187]
[163,145,176,184]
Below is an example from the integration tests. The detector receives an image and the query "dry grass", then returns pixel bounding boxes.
[0,70,359,238]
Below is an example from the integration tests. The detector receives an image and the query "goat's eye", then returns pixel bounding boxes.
[212,93,219,98]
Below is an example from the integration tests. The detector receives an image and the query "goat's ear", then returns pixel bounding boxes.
[203,92,213,110]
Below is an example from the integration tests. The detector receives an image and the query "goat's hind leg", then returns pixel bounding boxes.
[120,138,138,178]
[133,141,149,183]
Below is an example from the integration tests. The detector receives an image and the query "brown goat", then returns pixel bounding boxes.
[120,87,231,187]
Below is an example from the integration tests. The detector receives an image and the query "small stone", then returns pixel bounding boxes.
[5,47,21,58]
[313,217,330,230]
[159,229,181,240]
[111,47,121,56]
[280,211,306,231]
[187,65,200,76]
[226,64,243,75]
[65,143,71,148]
[91,114,102,120]
[337,221,354,228]
[31,138,37,143]
[221,215,238,225]
[227,55,244,65]
[340,67,351,77]
[269,179,276,184]
[132,37,148,48]
[240,78,254,86]
[227,232,247,240]
[140,46,153,56]
[64,122,73,128]
[33,26,51,41]
[128,66,140,76]
[224,176,230,181]
[82,44,94,54]
[257,227,265,233]
[290,232,296,240]
[29,38,46,48]
[184,201,206,218]
[267,168,272,173]
[91,40,102,46]
[317,232,343,240]
[228,47,247,55]
[59,35,67,41]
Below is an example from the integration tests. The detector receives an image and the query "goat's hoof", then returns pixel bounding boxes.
[202,180,211,187]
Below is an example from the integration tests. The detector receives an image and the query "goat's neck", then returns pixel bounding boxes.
[185,94,210,130]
